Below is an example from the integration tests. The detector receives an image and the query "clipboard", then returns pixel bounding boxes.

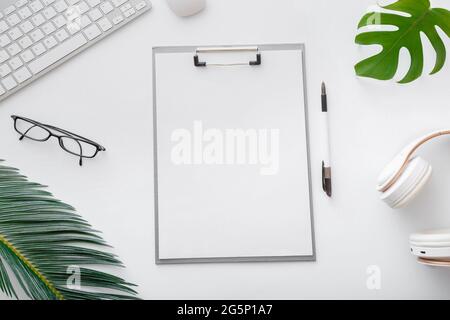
[153,43,315,264]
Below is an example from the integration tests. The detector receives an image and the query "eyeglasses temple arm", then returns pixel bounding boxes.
[75,139,83,166]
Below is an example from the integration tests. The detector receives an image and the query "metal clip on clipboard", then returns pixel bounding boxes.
[193,46,262,67]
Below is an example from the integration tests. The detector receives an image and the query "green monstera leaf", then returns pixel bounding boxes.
[355,0,450,83]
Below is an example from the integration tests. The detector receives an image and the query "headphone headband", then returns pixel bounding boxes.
[378,130,450,192]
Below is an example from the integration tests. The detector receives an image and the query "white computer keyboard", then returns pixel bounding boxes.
[0,0,151,102]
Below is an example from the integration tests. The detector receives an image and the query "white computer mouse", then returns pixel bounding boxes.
[166,0,206,17]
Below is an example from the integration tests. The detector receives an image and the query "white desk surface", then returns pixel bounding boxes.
[0,0,450,299]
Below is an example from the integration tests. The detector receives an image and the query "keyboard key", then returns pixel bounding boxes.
[18,7,33,19]
[100,1,113,14]
[0,35,11,47]
[87,0,101,7]
[20,49,34,62]
[20,20,34,33]
[7,43,22,56]
[135,1,147,10]
[54,0,68,12]
[0,64,11,77]
[83,23,101,40]
[112,14,123,24]
[8,28,23,41]
[0,21,9,33]
[14,67,32,83]
[67,23,80,34]
[42,0,56,5]
[4,6,16,16]
[42,22,56,34]
[67,0,80,5]
[42,6,57,19]
[18,36,33,49]
[0,85,5,95]
[80,15,91,28]
[7,14,21,27]
[78,1,90,14]
[32,42,46,55]
[112,0,126,7]
[2,76,18,90]
[31,13,46,26]
[88,8,102,21]
[30,0,44,13]
[15,0,29,7]
[97,17,112,31]
[67,15,90,32]
[30,29,44,42]
[124,8,135,18]
[0,50,9,63]
[13,66,32,83]
[9,57,23,70]
[55,28,68,41]
[120,3,131,12]
[52,15,66,28]
[43,36,57,49]
[29,33,87,74]
[65,5,80,21]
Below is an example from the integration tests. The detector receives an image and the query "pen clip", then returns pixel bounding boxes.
[322,161,332,197]
[322,161,326,192]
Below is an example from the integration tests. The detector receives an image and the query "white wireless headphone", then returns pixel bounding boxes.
[377,130,450,266]
[377,130,450,208]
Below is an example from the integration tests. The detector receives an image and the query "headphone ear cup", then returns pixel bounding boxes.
[380,156,432,208]
[410,229,450,248]
[377,153,409,191]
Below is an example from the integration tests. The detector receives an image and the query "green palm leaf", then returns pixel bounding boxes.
[355,0,450,83]
[0,160,138,300]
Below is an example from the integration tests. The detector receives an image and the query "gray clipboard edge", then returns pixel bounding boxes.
[301,46,317,263]
[157,255,314,265]
[152,44,161,265]
[152,43,315,265]
[152,43,305,54]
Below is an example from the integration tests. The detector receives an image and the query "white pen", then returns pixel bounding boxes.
[321,82,332,197]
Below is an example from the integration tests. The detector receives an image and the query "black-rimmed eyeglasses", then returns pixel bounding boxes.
[11,115,106,166]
